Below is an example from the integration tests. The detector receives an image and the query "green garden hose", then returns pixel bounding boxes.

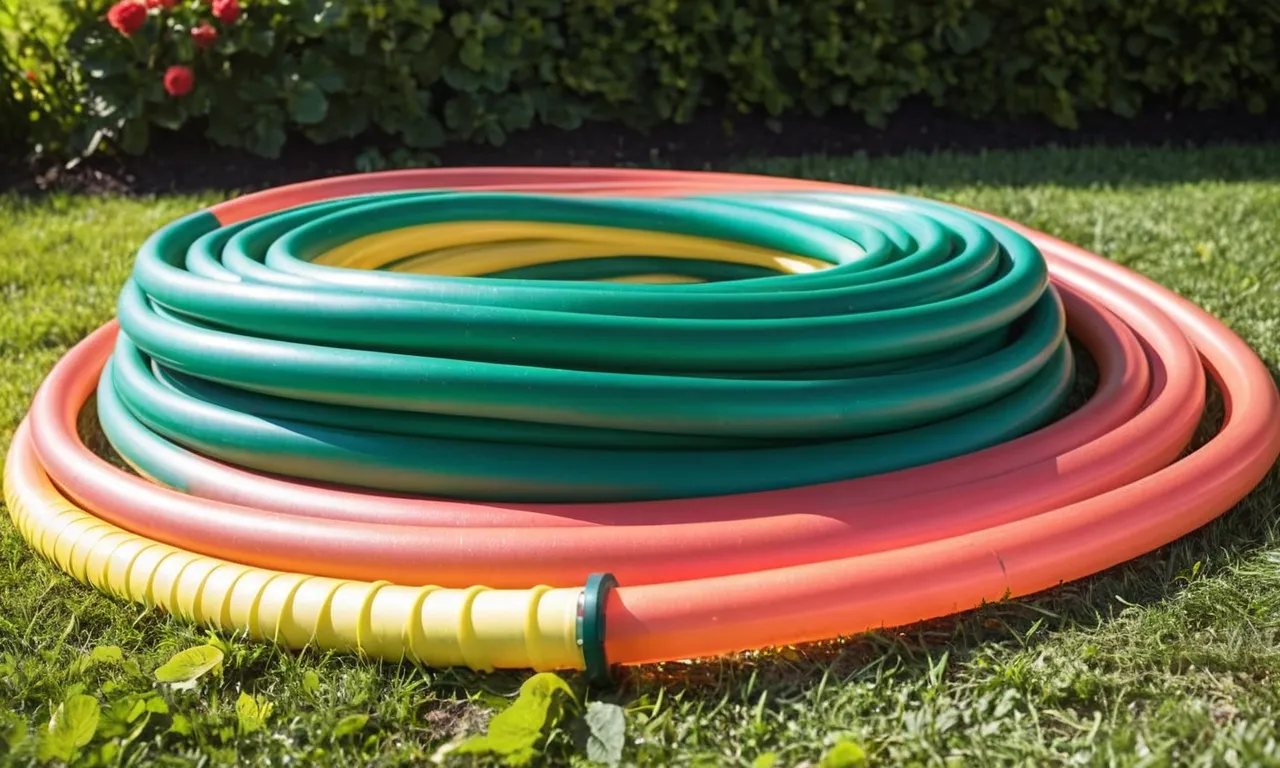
[106,191,1071,501]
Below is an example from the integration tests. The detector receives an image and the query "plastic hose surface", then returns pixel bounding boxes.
[108,191,1067,501]
[6,167,1278,673]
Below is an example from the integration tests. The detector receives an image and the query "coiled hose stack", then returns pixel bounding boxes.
[6,168,1279,682]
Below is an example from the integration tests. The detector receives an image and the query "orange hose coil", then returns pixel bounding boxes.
[5,168,1277,673]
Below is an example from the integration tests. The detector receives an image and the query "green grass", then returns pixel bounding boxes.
[2,144,1280,767]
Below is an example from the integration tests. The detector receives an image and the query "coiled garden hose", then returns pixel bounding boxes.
[108,190,1070,501]
[6,168,1279,683]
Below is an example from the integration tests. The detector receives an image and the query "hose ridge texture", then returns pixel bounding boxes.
[6,167,1279,674]
[110,191,1070,502]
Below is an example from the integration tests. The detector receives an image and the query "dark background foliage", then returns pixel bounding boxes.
[1,0,1276,163]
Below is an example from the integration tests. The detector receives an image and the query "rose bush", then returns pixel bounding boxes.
[190,22,216,49]
[162,64,192,96]
[210,0,239,25]
[3,0,1278,161]
[105,1,146,37]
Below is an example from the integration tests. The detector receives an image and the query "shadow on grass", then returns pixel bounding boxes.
[261,361,1277,725]
[55,325,1280,716]
[599,360,1280,707]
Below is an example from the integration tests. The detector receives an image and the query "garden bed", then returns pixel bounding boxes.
[7,98,1280,196]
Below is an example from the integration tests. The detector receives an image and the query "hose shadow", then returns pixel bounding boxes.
[77,326,1278,711]
[606,359,1280,706]
[401,359,1280,734]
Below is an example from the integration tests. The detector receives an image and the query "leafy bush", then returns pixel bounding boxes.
[0,31,30,148]
[0,1,78,156]
[14,0,1280,159]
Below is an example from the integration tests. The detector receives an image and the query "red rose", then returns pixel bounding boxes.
[163,65,195,97]
[191,22,218,48]
[146,0,178,8]
[106,0,147,36]
[211,0,240,23]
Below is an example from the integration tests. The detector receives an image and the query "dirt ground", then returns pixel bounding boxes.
[4,97,1278,196]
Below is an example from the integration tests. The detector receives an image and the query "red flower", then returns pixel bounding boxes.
[163,65,195,97]
[23,70,38,83]
[146,0,178,8]
[211,0,240,23]
[191,22,218,48]
[106,0,147,36]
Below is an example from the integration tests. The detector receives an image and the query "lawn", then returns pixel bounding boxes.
[2,144,1279,767]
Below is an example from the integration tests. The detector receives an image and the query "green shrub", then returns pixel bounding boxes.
[22,0,1280,159]
[0,1,78,155]
[0,34,29,148]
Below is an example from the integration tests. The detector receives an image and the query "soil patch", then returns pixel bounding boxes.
[4,98,1279,196]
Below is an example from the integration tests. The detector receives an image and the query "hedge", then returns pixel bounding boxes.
[3,0,1278,160]
[0,2,76,154]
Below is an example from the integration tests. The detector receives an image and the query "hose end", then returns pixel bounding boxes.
[577,572,617,686]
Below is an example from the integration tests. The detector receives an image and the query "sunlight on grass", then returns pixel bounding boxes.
[1,146,1279,766]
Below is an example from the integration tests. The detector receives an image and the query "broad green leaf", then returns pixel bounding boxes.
[41,693,99,761]
[154,645,224,689]
[453,673,577,765]
[331,713,369,739]
[450,13,473,37]
[306,99,370,142]
[118,118,148,155]
[402,114,446,148]
[57,695,100,746]
[90,645,124,666]
[583,701,625,766]
[236,692,273,734]
[97,695,145,740]
[247,118,288,158]
[302,670,321,695]
[168,714,192,737]
[443,63,486,93]
[287,82,329,125]
[150,100,187,131]
[348,27,370,56]
[752,753,779,768]
[459,38,485,71]
[205,115,240,148]
[2,713,29,752]
[244,28,276,56]
[412,31,456,85]
[484,122,506,147]
[300,50,345,92]
[820,739,867,767]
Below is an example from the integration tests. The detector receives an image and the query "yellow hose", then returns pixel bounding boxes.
[5,421,585,672]
[314,221,831,274]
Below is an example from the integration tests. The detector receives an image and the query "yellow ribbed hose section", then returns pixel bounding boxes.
[4,422,586,672]
[313,222,832,274]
